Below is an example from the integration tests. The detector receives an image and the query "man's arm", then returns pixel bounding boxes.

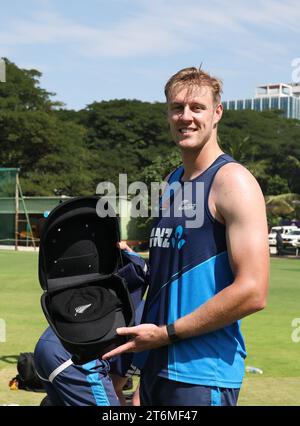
[173,163,269,338]
[102,163,269,359]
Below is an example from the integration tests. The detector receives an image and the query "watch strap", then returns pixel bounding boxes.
[166,323,180,343]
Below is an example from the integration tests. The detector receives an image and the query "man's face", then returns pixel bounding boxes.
[167,85,223,150]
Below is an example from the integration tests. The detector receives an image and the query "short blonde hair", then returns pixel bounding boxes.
[164,66,223,106]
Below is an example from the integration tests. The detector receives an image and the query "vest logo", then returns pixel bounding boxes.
[171,225,186,250]
[178,199,196,212]
[150,225,186,250]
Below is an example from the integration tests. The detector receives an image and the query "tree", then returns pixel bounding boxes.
[265,193,300,229]
[1,58,300,205]
[0,59,62,111]
[126,150,182,239]
[0,110,93,195]
[266,175,290,196]
[0,60,93,196]
[140,150,181,185]
[76,99,172,188]
[219,109,300,194]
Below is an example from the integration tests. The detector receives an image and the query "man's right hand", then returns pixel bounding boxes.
[118,241,134,252]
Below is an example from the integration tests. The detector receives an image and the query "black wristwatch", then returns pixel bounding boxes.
[166,323,180,344]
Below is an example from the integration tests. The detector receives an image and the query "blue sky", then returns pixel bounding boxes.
[1,0,299,110]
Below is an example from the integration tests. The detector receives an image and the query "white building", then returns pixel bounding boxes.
[223,83,300,120]
[291,83,300,98]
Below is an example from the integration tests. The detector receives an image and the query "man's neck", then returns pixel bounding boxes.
[180,139,223,181]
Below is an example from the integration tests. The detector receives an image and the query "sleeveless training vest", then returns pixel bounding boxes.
[134,154,246,388]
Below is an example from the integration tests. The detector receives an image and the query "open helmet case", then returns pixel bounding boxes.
[38,196,135,364]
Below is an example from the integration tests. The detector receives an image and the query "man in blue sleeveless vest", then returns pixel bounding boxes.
[103,67,269,406]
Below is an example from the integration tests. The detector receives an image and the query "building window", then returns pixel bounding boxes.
[256,87,267,95]
[244,99,252,109]
[280,97,288,117]
[269,88,280,95]
[262,98,270,110]
[237,100,244,110]
[282,86,291,95]
[270,97,279,109]
[253,98,261,111]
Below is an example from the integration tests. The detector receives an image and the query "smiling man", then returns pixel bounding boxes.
[103,67,269,406]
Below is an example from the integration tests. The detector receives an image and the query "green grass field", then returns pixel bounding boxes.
[0,251,300,406]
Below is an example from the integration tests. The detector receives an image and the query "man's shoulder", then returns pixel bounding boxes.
[213,161,259,192]
[211,161,265,219]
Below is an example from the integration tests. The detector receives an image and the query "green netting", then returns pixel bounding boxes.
[0,168,19,244]
[0,168,18,197]
[0,214,14,243]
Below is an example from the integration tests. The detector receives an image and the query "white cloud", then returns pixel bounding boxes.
[214,0,300,32]
[0,0,299,60]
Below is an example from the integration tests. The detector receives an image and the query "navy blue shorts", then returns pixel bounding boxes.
[140,372,240,406]
[109,353,133,377]
[34,327,120,406]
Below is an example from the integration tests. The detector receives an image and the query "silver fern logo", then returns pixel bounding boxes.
[74,303,92,317]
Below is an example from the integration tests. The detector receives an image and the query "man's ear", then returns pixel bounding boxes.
[213,103,223,128]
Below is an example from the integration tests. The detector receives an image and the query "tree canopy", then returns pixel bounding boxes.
[0,59,300,210]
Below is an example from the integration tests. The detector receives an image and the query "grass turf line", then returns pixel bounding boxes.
[0,251,299,405]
